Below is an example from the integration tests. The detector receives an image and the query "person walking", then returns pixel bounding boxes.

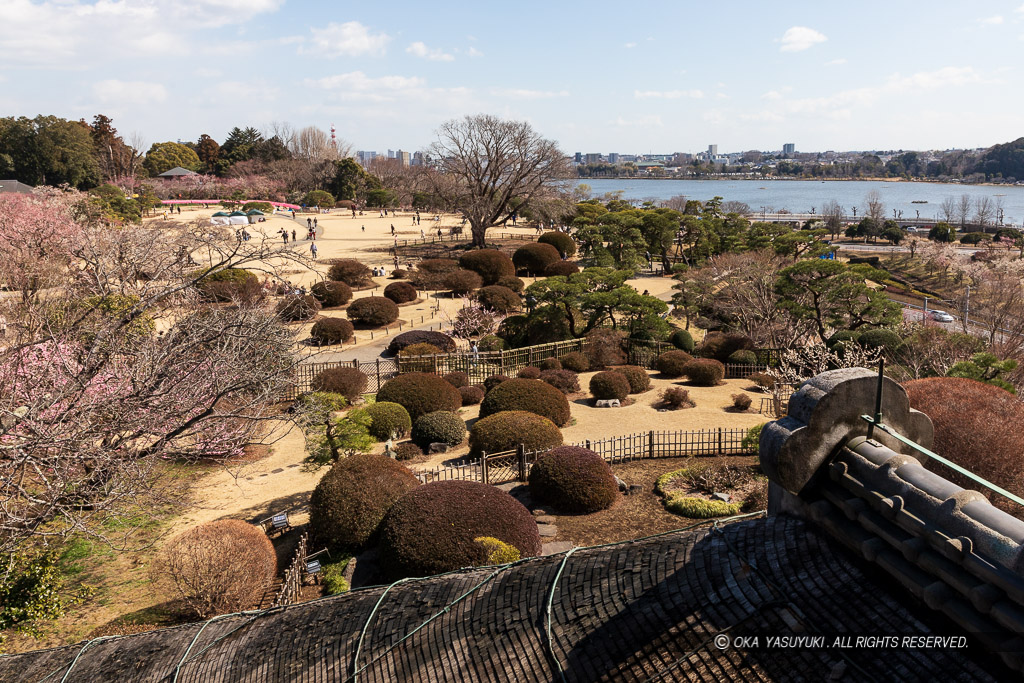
[420,228,425,239]
[313,217,318,229]
[470,340,479,367]
[281,229,288,244]
[362,225,366,232]
[310,242,318,259]
[307,217,312,230]
[311,228,316,241]
[391,224,396,236]
[292,229,297,242]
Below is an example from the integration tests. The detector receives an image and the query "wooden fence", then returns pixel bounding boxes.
[414,427,757,485]
[273,532,308,608]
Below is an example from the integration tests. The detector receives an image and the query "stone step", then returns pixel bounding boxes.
[534,515,557,524]
[536,524,558,538]
[541,541,574,556]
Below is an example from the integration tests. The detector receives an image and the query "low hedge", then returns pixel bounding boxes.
[682,358,725,386]
[613,365,650,393]
[528,446,618,513]
[589,371,630,401]
[537,231,577,258]
[559,351,590,372]
[379,480,542,579]
[512,242,561,275]
[476,285,521,313]
[310,317,354,345]
[388,330,456,355]
[669,329,695,352]
[310,281,353,308]
[458,249,515,285]
[479,378,572,426]
[347,296,399,326]
[411,411,467,448]
[327,259,373,286]
[517,366,541,379]
[459,385,484,406]
[539,357,562,371]
[394,442,422,460]
[383,281,417,304]
[656,350,694,377]
[664,494,742,518]
[276,294,321,322]
[308,453,420,551]
[727,350,758,365]
[376,372,463,420]
[543,261,579,277]
[365,401,412,440]
[443,371,469,388]
[310,367,368,401]
[469,410,563,458]
[539,369,580,394]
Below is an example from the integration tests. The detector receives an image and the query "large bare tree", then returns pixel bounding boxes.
[427,115,572,248]
[821,199,844,239]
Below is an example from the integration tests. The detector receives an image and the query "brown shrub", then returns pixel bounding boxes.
[539,357,562,371]
[311,367,368,401]
[496,275,525,293]
[347,296,399,326]
[310,281,353,308]
[517,366,541,379]
[476,285,521,313]
[682,358,725,386]
[539,369,580,394]
[699,331,754,363]
[543,261,580,277]
[512,242,561,274]
[589,370,630,401]
[376,372,463,420]
[731,393,752,411]
[559,351,590,372]
[459,384,485,406]
[383,281,417,304]
[159,519,276,618]
[327,259,373,286]
[658,387,694,410]
[444,269,483,296]
[585,328,627,368]
[479,378,572,426]
[469,410,563,458]
[613,365,651,393]
[656,350,694,377]
[275,294,321,322]
[310,317,354,345]
[529,446,617,513]
[443,371,469,388]
[388,330,456,355]
[459,249,515,285]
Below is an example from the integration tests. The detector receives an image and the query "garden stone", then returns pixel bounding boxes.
[534,515,557,524]
[536,523,558,537]
[711,492,732,503]
[595,399,621,408]
[628,484,643,495]
[429,442,449,454]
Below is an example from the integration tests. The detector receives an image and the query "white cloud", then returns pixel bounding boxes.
[978,15,1003,25]
[623,42,637,48]
[825,58,847,66]
[305,71,425,93]
[489,88,569,99]
[305,21,390,57]
[779,26,827,52]
[93,79,168,106]
[614,115,663,127]
[466,46,484,57]
[406,41,454,61]
[634,89,704,99]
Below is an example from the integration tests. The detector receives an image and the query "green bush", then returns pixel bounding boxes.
[959,232,989,245]
[585,328,627,368]
[478,334,509,352]
[388,330,456,355]
[539,357,562,371]
[241,201,273,212]
[412,411,467,448]
[276,294,321,322]
[310,281,353,308]
[376,372,463,420]
[699,332,753,363]
[664,494,742,518]
[310,317,354,345]
[528,446,618,513]
[479,378,571,426]
[858,328,903,354]
[669,329,695,352]
[443,371,469,388]
[741,423,764,452]
[459,385,485,405]
[347,296,399,326]
[469,410,563,458]
[517,366,541,379]
[539,369,580,394]
[444,269,483,296]
[727,350,758,365]
[308,453,420,552]
[483,374,510,393]
[589,371,630,400]
[459,249,515,285]
[379,480,542,579]
[311,367,368,402]
[827,330,862,349]
[383,281,417,304]
[394,442,422,460]
[476,285,521,313]
[474,536,520,564]
[543,261,579,277]
[327,259,373,286]
[364,401,412,440]
[559,351,590,372]
[512,243,561,274]
[655,350,694,377]
[537,231,577,258]
[496,275,525,293]
[613,365,650,393]
[682,359,725,386]
[196,268,258,302]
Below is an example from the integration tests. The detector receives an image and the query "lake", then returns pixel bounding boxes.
[581,178,1024,227]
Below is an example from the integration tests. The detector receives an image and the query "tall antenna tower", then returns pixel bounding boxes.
[330,124,337,153]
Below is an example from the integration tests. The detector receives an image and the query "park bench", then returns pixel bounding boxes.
[303,548,331,584]
[259,512,291,537]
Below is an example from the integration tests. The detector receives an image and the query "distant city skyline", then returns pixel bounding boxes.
[2,1,1022,153]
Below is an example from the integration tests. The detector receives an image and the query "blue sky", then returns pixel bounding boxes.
[2,1,1022,155]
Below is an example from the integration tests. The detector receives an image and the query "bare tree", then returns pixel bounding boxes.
[427,115,572,248]
[939,196,958,224]
[974,196,995,228]
[821,199,844,239]
[291,126,336,162]
[864,190,885,224]
[957,194,972,229]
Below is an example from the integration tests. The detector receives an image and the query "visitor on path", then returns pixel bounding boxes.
[281,230,288,244]
[471,341,479,366]
[380,209,384,218]
[291,210,296,219]
[311,228,316,241]
[393,254,399,268]
[391,224,396,236]
[437,228,442,238]
[292,229,297,242]
[362,225,365,232]
[314,218,317,229]
[420,229,425,239]
[310,243,318,259]
[307,218,312,229]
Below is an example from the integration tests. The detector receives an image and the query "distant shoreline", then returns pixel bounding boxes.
[576,176,1017,187]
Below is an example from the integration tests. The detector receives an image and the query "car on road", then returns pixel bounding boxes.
[929,310,954,323]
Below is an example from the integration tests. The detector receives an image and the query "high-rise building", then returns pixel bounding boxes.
[708,144,718,156]
[574,152,582,164]
[585,153,601,164]
[397,150,411,166]
[412,151,424,166]
[387,149,396,159]
[608,153,619,164]
[783,143,796,155]
[356,150,377,166]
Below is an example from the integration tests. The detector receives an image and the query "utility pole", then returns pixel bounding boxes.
[964,285,970,333]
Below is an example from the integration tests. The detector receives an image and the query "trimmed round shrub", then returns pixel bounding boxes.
[512,242,561,275]
[517,366,541,379]
[397,343,443,372]
[379,480,542,578]
[731,393,753,411]
[540,369,580,394]
[483,374,510,393]
[590,371,630,401]
[310,280,353,308]
[376,372,462,421]
[543,261,579,277]
[411,411,467,448]
[327,259,373,286]
[410,259,459,290]
[383,281,417,304]
[276,294,321,322]
[614,365,651,393]
[478,334,509,352]
[539,357,562,371]
[479,378,571,427]
[196,268,259,303]
[310,317,354,345]
[559,351,590,373]
[311,367,368,401]
[682,359,725,386]
[365,401,412,440]
[416,258,460,275]
[537,231,577,258]
[496,275,525,293]
[585,328,627,368]
[656,350,694,377]
[160,519,277,619]
[459,385,484,406]
[394,442,422,461]
[388,330,456,355]
[858,328,903,354]
[469,410,563,458]
[727,350,758,365]
[347,296,399,326]
[476,285,521,313]
[528,446,617,513]
[699,332,754,363]
[309,454,420,552]
[444,269,483,296]
[443,371,469,388]
[905,378,1024,514]
[390,268,409,279]
[669,329,695,352]
[459,249,515,285]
